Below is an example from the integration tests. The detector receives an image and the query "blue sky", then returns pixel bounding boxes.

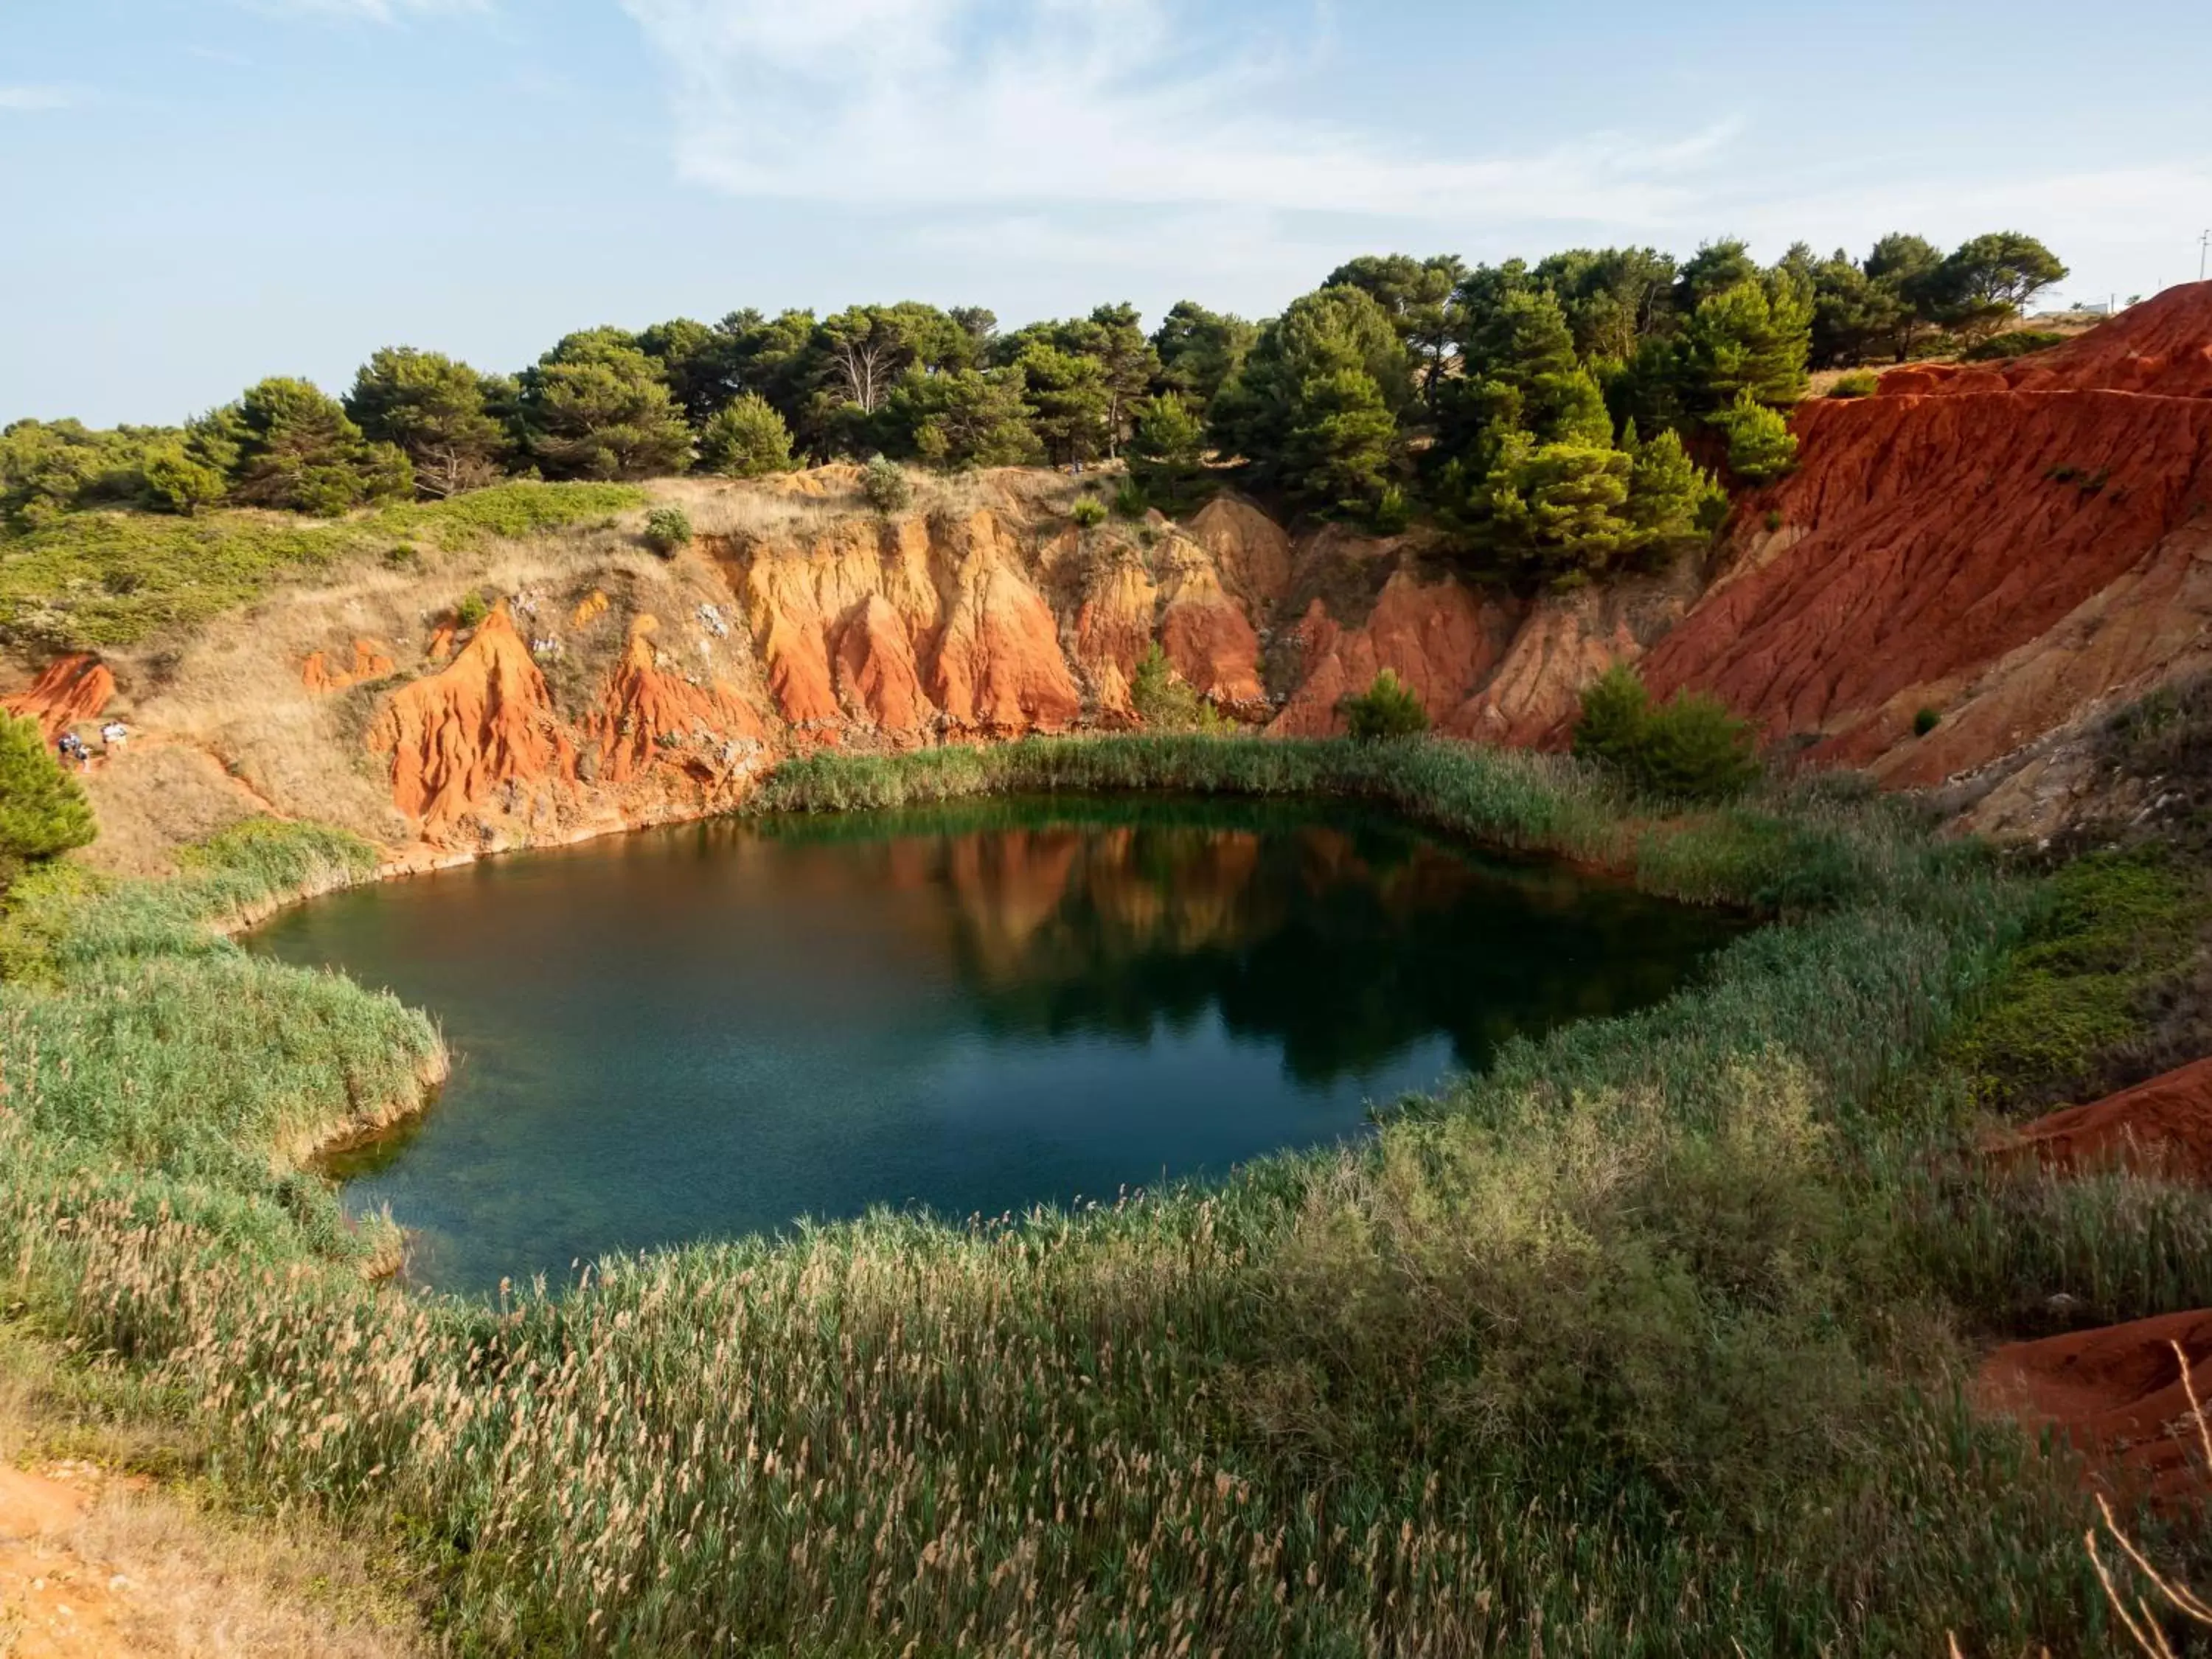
[4,0,2209,427]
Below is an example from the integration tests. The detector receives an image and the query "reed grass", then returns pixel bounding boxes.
[1,818,441,1261]
[0,735,2183,1654]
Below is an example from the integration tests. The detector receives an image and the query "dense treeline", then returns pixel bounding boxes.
[1,228,2065,586]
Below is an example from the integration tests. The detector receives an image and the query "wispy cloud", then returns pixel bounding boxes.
[0,86,76,111]
[616,0,1728,225]
[241,0,489,21]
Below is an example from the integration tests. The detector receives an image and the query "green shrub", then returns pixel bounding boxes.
[0,484,644,651]
[0,712,95,871]
[453,591,490,629]
[1339,669,1429,741]
[1070,495,1108,529]
[1962,330,2068,362]
[1638,691,1763,800]
[1372,483,1411,534]
[1826,371,1880,399]
[1914,707,1941,737]
[1573,663,1761,801]
[643,504,692,557]
[1937,848,2202,1110]
[861,455,912,515]
[1110,477,1148,520]
[1569,663,1650,769]
[698,394,794,479]
[1127,643,1219,732]
[139,445,228,515]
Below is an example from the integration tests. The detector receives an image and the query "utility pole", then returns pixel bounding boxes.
[2201,228,2211,282]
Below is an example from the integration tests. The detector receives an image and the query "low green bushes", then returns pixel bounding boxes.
[1937,847,2203,1111]
[1573,662,1761,801]
[1963,329,2069,362]
[0,482,644,649]
[1338,668,1428,741]
[860,455,911,514]
[1827,370,1881,398]
[642,504,692,556]
[1127,643,1220,732]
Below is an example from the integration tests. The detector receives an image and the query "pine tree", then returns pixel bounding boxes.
[1128,394,1208,509]
[1713,391,1799,483]
[346,348,509,498]
[1625,425,1725,540]
[698,394,796,478]
[0,712,95,870]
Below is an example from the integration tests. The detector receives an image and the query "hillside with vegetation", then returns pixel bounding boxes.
[16,229,2212,1653]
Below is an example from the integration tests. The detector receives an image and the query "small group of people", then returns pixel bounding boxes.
[54,720,127,771]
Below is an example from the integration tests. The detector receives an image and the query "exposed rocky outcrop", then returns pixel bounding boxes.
[1156,533,1265,712]
[369,607,577,841]
[4,653,115,738]
[588,615,768,796]
[300,639,396,695]
[27,288,2212,872]
[1269,574,1515,738]
[1644,282,2212,787]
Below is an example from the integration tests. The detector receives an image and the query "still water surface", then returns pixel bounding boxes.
[250,797,1743,1293]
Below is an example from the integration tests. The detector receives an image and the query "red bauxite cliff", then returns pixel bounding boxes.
[18,288,2212,863]
[1644,282,2212,786]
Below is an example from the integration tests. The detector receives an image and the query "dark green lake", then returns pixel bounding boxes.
[249,797,1743,1293]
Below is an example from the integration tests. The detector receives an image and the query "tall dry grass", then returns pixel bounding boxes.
[7,737,2154,1653]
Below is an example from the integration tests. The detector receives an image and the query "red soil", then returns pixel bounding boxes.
[1268,574,1516,738]
[1978,1310,2212,1500]
[588,616,767,785]
[4,654,115,739]
[1990,1057,2212,1181]
[368,607,576,837]
[299,639,395,695]
[1644,282,2212,782]
[1977,1057,2212,1498]
[831,594,934,736]
[1157,537,1265,712]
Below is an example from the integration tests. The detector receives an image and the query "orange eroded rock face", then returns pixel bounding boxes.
[1155,535,1264,709]
[1445,588,1644,746]
[928,515,1083,733]
[832,594,933,735]
[369,607,577,836]
[1185,495,1293,612]
[1643,282,2212,781]
[725,508,1083,737]
[1269,574,1515,737]
[300,639,396,695]
[590,616,767,786]
[1071,550,1158,720]
[4,653,115,739]
[1977,1309,2212,1500]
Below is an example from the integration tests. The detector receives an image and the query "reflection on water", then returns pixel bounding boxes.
[251,796,1745,1293]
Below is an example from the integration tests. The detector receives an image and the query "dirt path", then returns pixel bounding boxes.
[1,1463,144,1657]
[1,1455,425,1658]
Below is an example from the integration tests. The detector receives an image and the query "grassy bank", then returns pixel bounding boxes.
[0,735,2194,1654]
[0,818,443,1262]
[0,481,644,649]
